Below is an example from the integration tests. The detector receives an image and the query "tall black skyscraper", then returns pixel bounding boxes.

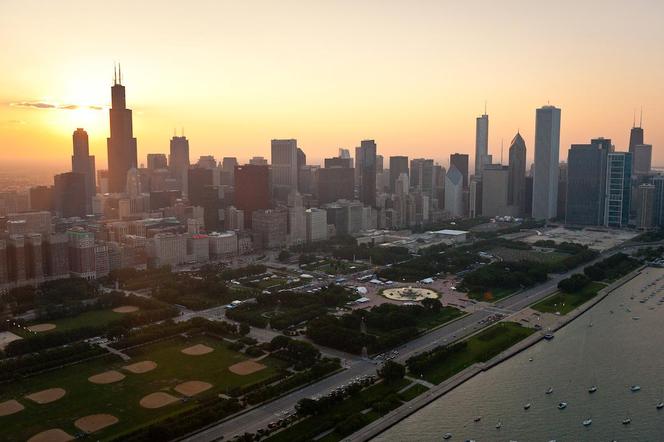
[169,135,190,189]
[507,133,526,214]
[357,140,377,207]
[565,138,611,226]
[54,172,86,218]
[106,65,138,193]
[71,128,96,213]
[628,112,644,154]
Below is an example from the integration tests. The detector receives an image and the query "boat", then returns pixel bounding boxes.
[524,403,531,410]
[657,402,664,410]
[588,385,597,393]
[473,416,482,422]
[544,333,555,340]
[443,433,453,440]
[496,421,502,429]
[631,385,641,392]
[545,387,554,394]
[633,316,641,320]
[529,357,533,362]
[622,418,631,425]
[558,402,567,409]
[583,418,592,426]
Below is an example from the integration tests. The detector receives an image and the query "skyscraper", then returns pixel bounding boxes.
[234,164,270,228]
[475,113,489,176]
[169,135,190,190]
[389,156,409,193]
[633,144,652,175]
[106,65,138,193]
[482,164,510,217]
[54,172,87,218]
[410,159,435,196]
[271,139,298,200]
[565,138,610,226]
[357,140,377,207]
[532,105,561,220]
[628,117,644,154]
[507,133,527,215]
[147,153,168,170]
[605,152,632,228]
[450,153,469,189]
[71,128,96,213]
[445,165,464,217]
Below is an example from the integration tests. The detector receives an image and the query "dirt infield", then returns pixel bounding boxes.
[174,381,213,397]
[112,305,140,313]
[0,399,24,416]
[74,414,119,433]
[27,428,73,442]
[26,323,56,332]
[139,392,179,409]
[181,344,214,356]
[228,360,267,375]
[123,360,157,374]
[25,388,66,404]
[88,370,126,384]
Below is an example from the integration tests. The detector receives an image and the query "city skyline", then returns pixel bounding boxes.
[2,0,664,170]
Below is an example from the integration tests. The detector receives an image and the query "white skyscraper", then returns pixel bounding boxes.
[475,113,489,176]
[532,105,561,219]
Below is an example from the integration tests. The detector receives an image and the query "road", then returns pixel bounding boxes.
[177,240,664,441]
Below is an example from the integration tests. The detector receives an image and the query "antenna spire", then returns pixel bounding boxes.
[501,138,504,165]
[640,106,643,128]
[113,62,117,85]
[484,100,487,115]
[118,63,122,84]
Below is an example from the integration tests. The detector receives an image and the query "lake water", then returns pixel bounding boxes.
[375,266,664,442]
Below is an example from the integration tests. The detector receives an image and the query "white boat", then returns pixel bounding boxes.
[558,402,567,410]
[524,403,531,410]
[545,387,554,394]
[473,416,482,422]
[443,433,452,440]
[622,418,631,425]
[631,385,641,392]
[583,418,592,426]
[588,385,597,393]
[496,421,502,429]
[657,402,664,409]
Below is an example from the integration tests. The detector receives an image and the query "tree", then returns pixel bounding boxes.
[238,323,251,336]
[378,360,405,384]
[296,397,319,416]
[421,298,443,313]
[270,335,291,350]
[278,250,292,262]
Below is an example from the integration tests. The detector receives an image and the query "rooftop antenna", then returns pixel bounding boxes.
[118,63,122,84]
[484,100,487,115]
[113,62,117,85]
[640,106,643,128]
[633,109,636,128]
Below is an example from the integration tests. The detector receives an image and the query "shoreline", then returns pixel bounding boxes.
[345,266,644,442]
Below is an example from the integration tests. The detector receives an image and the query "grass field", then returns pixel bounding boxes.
[490,247,569,264]
[398,382,429,402]
[302,259,369,275]
[532,282,607,315]
[0,335,286,441]
[13,308,128,338]
[419,322,535,384]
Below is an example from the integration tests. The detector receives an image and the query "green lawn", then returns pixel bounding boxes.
[532,282,607,315]
[418,322,535,384]
[491,247,569,264]
[413,307,465,330]
[14,309,127,338]
[398,382,429,402]
[0,335,286,442]
[467,287,516,302]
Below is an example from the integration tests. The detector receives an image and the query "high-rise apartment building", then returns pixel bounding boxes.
[410,159,435,196]
[633,144,652,175]
[106,66,138,193]
[532,105,561,219]
[169,135,190,191]
[482,164,510,217]
[389,156,409,193]
[445,166,464,217]
[147,153,168,170]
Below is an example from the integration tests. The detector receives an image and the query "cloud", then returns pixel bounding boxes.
[9,101,106,110]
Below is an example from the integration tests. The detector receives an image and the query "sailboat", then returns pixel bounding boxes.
[622,417,632,425]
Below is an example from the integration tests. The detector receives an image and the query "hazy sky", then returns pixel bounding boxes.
[1,0,663,173]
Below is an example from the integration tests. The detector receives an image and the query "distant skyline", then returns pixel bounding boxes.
[1,0,663,170]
